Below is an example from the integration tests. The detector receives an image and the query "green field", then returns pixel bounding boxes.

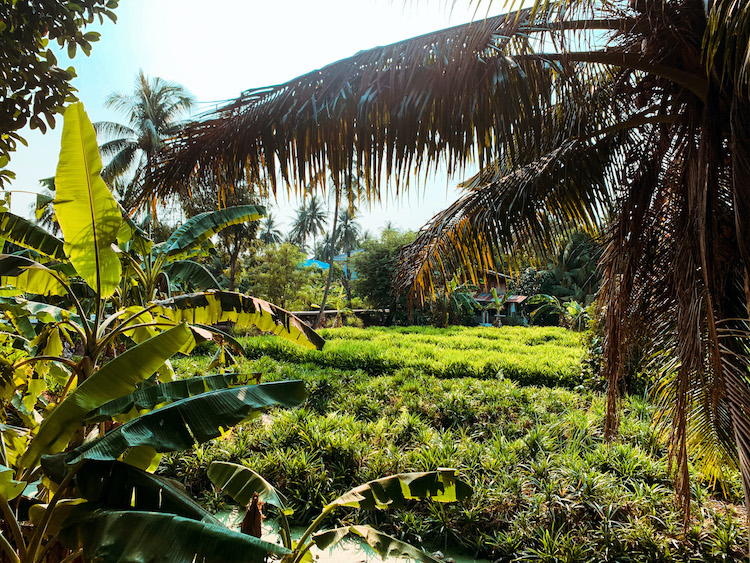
[240,325,585,387]
[169,326,747,562]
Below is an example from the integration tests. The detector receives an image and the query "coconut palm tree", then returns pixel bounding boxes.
[151,0,750,521]
[336,209,362,303]
[259,213,283,245]
[289,195,328,250]
[95,70,194,209]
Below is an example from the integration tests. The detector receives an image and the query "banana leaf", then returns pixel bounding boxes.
[65,380,306,465]
[43,459,220,524]
[19,323,195,470]
[28,499,87,538]
[313,525,440,563]
[6,298,80,326]
[84,373,261,423]
[55,102,122,297]
[0,296,38,340]
[163,259,220,291]
[162,205,265,260]
[59,507,290,562]
[192,323,247,356]
[207,461,288,509]
[116,203,153,255]
[0,462,26,500]
[0,255,68,297]
[328,469,473,510]
[0,211,65,260]
[153,290,325,351]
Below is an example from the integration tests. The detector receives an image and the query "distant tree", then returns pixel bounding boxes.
[95,70,194,209]
[337,209,361,255]
[289,195,327,250]
[336,209,362,303]
[313,231,335,262]
[239,242,307,309]
[352,228,416,320]
[259,213,283,244]
[0,0,118,184]
[180,184,263,291]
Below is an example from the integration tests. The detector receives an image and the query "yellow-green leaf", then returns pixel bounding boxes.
[328,469,473,510]
[152,291,325,351]
[0,255,68,297]
[55,102,122,297]
[0,463,25,500]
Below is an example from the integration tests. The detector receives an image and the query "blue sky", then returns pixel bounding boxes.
[9,0,490,235]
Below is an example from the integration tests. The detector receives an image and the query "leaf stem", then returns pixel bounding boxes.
[0,531,20,563]
[25,460,84,563]
[0,493,25,560]
[293,504,336,562]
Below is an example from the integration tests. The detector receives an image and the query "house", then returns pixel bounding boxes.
[471,270,527,325]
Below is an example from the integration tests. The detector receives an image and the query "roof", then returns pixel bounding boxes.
[473,293,527,304]
[301,259,330,269]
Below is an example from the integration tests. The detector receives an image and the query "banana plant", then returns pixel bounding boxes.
[528,293,589,330]
[208,462,473,563]
[6,376,306,563]
[117,203,266,307]
[0,102,324,562]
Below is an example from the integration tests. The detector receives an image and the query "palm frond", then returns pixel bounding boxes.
[93,121,137,141]
[150,8,589,202]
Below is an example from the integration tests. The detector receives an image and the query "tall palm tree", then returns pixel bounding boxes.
[289,195,328,250]
[336,209,362,303]
[96,70,194,209]
[152,0,750,521]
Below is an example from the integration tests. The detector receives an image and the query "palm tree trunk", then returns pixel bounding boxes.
[315,193,339,328]
[229,234,241,291]
[344,249,352,306]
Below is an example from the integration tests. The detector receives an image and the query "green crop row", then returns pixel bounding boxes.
[238,325,586,388]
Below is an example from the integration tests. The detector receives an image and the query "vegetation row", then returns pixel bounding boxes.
[238,326,585,388]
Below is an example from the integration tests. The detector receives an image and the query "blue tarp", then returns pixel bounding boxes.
[301,259,330,269]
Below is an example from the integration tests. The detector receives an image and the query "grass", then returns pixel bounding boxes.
[239,325,585,387]
[166,326,748,562]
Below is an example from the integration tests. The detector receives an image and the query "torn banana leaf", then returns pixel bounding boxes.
[314,525,440,563]
[0,211,65,260]
[0,255,68,297]
[162,205,265,260]
[328,469,473,510]
[152,290,325,351]
[59,507,290,563]
[52,460,220,524]
[84,373,261,423]
[208,461,288,510]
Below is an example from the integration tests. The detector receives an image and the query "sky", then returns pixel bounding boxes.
[8,0,495,237]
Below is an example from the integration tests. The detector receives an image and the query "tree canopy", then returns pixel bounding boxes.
[0,0,118,185]
[95,70,194,209]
